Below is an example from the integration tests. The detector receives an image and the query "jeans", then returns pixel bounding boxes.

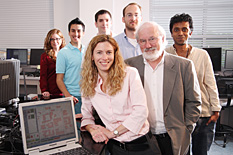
[191,117,216,155]
[74,96,82,137]
[62,95,82,114]
[74,96,82,114]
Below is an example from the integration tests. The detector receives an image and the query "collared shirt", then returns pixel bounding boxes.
[114,30,142,60]
[56,42,85,97]
[166,46,221,117]
[144,52,167,134]
[81,67,149,142]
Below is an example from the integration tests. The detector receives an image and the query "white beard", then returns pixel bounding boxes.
[143,47,163,61]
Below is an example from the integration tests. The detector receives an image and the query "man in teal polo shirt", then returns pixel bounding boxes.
[56,17,85,119]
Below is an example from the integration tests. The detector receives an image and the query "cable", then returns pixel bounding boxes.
[13,114,19,126]
[0,115,24,154]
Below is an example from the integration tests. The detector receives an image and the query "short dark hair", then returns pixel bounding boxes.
[68,17,85,32]
[169,13,193,34]
[123,2,141,17]
[95,9,112,22]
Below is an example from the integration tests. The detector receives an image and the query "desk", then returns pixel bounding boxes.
[19,75,41,95]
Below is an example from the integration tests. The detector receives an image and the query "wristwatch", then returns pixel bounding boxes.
[113,129,119,137]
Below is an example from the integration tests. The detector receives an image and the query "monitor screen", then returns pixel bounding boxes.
[6,48,28,66]
[203,48,222,72]
[225,50,233,70]
[30,49,45,65]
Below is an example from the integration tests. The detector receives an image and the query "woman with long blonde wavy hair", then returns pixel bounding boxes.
[80,35,158,155]
[81,35,125,97]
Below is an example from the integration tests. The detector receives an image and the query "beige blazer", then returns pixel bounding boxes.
[125,52,202,155]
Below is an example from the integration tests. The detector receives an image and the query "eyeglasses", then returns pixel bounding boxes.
[139,37,160,46]
[126,13,141,18]
[50,38,61,42]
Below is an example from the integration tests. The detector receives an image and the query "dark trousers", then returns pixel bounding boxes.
[154,133,173,155]
[190,117,215,155]
[107,132,161,155]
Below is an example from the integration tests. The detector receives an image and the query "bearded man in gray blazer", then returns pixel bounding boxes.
[125,21,202,155]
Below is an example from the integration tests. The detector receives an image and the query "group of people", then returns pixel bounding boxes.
[39,2,221,155]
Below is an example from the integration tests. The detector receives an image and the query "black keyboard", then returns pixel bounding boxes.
[52,147,94,155]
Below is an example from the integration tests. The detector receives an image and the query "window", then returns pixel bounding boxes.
[0,0,54,49]
[149,0,233,51]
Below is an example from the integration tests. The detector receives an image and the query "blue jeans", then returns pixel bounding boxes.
[191,117,216,155]
[74,96,82,137]
[74,96,82,114]
[62,95,82,114]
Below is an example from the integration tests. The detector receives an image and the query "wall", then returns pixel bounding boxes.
[54,0,80,44]
[0,0,149,50]
[79,0,149,46]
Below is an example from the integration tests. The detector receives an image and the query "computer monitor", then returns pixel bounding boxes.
[225,50,233,70]
[30,49,45,65]
[203,47,222,72]
[6,48,28,66]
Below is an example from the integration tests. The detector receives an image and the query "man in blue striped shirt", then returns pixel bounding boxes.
[114,2,142,60]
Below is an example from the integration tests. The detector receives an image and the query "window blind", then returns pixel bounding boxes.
[149,0,233,51]
[0,0,54,49]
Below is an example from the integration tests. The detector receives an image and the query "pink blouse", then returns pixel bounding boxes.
[81,66,149,142]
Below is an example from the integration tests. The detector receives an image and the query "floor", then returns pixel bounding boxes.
[209,133,233,155]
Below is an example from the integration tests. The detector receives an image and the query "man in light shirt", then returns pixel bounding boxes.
[95,9,115,36]
[166,13,221,155]
[114,2,142,59]
[56,17,85,119]
[125,21,202,155]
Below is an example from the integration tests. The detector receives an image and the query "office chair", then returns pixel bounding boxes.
[215,78,233,148]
